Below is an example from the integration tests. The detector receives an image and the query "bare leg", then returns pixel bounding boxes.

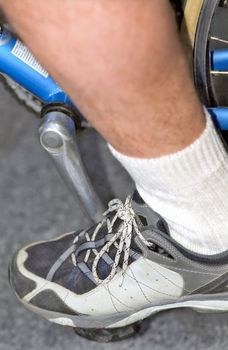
[0,0,205,157]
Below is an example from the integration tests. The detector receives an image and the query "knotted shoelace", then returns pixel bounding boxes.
[71,196,153,284]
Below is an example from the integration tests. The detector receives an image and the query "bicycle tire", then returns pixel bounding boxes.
[181,0,221,106]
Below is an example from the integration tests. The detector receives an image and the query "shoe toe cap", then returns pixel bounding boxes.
[9,249,81,317]
[9,251,36,299]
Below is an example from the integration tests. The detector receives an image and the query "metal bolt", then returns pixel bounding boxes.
[41,131,63,149]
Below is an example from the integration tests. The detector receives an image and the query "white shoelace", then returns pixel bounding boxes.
[71,196,153,284]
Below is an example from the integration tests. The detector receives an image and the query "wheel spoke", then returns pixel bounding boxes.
[211,71,228,75]
[210,36,228,44]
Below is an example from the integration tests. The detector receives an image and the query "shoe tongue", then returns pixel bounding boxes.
[132,191,170,236]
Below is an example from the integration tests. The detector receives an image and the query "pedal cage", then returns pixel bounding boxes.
[73,319,150,343]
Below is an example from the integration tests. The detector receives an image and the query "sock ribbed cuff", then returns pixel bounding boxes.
[109,110,228,195]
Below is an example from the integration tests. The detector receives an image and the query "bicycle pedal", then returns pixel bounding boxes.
[73,319,150,343]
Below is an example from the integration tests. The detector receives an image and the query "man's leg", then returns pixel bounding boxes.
[1,0,228,254]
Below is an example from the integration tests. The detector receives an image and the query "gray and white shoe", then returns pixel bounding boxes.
[9,191,228,331]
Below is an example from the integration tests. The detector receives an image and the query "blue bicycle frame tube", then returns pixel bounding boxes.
[0,26,73,105]
[211,49,228,71]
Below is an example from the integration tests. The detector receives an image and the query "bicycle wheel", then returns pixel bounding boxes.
[181,0,228,107]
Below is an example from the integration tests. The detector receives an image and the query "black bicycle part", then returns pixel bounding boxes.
[170,0,184,27]
[209,4,228,108]
[41,103,82,128]
[193,0,221,107]
[74,319,150,343]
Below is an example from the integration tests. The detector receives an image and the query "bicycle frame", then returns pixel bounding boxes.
[0,26,228,130]
[0,26,73,106]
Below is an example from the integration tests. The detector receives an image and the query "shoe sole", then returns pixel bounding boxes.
[9,246,228,329]
[19,291,228,329]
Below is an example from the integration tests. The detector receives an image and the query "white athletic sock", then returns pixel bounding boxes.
[109,110,228,255]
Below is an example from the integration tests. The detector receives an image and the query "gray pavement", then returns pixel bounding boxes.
[1,83,228,350]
